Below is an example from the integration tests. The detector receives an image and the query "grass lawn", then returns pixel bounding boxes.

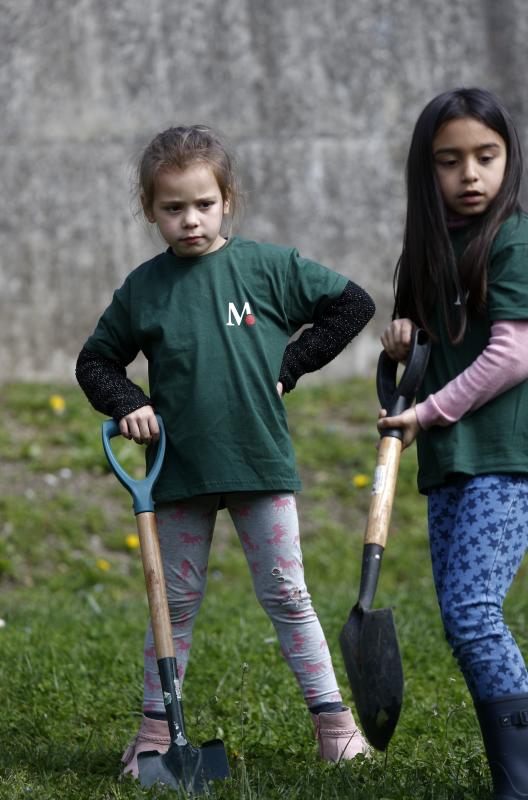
[1,379,525,799]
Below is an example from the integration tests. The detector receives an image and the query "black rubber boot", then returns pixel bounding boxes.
[475,693,528,799]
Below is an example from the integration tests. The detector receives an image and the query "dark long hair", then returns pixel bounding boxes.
[394,88,523,342]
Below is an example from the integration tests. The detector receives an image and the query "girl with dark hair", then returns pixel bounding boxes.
[379,88,528,799]
[76,124,375,777]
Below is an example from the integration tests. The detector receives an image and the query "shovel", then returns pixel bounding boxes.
[102,416,230,794]
[339,328,430,751]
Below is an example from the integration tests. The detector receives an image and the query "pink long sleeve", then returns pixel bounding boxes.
[415,320,528,430]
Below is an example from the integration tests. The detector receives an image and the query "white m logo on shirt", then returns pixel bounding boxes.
[226,301,252,326]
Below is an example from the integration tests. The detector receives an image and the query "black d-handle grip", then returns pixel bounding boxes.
[376,328,431,440]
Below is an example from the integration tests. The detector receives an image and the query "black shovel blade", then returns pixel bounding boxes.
[138,738,230,795]
[339,604,403,751]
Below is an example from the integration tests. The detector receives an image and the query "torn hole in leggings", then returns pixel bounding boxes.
[275,580,305,607]
[283,586,303,607]
[271,567,285,582]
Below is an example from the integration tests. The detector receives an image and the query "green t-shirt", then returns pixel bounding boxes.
[85,236,348,502]
[416,212,528,493]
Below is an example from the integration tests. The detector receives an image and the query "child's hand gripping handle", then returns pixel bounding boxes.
[364,329,430,552]
[101,417,166,514]
[101,416,174,660]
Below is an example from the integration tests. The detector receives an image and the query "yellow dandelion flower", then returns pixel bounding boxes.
[352,473,370,488]
[96,558,111,571]
[125,534,140,550]
[49,394,66,413]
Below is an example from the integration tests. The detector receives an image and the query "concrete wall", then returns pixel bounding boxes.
[2,0,527,382]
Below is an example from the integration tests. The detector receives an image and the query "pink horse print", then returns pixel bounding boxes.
[180,532,204,545]
[272,495,291,512]
[231,505,252,518]
[287,631,309,655]
[276,555,300,571]
[266,522,288,545]
[304,659,328,675]
[180,559,192,579]
[241,531,259,551]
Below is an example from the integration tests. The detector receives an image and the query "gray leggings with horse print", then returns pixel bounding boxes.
[142,492,342,714]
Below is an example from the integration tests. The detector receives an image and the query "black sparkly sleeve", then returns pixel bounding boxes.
[278,281,375,392]
[75,347,152,421]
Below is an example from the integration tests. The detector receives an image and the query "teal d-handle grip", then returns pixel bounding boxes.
[101,415,166,514]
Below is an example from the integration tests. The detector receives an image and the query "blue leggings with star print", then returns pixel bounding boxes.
[428,473,528,701]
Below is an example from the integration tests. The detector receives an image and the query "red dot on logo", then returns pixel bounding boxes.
[245,314,256,325]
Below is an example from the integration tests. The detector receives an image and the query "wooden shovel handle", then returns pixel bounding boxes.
[364,436,402,547]
[136,511,174,660]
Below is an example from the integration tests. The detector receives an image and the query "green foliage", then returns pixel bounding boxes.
[1,378,521,798]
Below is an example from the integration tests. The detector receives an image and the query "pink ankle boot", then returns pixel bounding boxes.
[121,715,171,779]
[310,707,370,762]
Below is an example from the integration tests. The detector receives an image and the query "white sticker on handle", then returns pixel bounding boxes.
[372,465,386,494]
